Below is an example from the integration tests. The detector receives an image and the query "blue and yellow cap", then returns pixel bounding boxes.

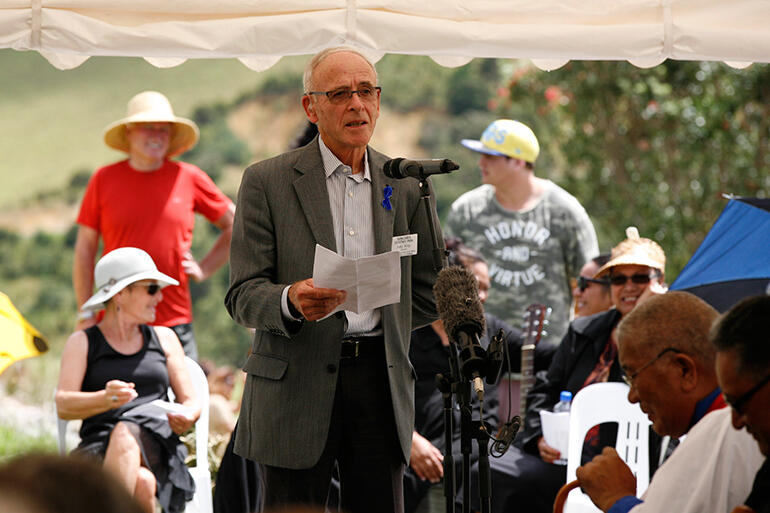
[461,119,539,163]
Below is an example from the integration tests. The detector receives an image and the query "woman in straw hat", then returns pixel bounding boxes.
[56,247,200,513]
[73,91,235,360]
[484,227,667,513]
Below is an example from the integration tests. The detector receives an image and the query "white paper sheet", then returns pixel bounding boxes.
[539,410,570,464]
[123,399,195,422]
[312,244,401,315]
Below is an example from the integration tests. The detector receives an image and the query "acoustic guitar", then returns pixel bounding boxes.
[519,303,548,418]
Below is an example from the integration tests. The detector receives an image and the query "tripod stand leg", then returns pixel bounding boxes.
[460,383,472,513]
[476,433,491,513]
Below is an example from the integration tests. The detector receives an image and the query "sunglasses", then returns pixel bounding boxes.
[608,272,658,286]
[576,276,610,292]
[724,372,770,415]
[133,283,161,295]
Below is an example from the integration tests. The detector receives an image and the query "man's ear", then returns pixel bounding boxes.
[674,353,698,392]
[302,95,318,123]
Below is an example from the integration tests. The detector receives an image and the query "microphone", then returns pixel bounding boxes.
[383,158,459,180]
[433,265,487,398]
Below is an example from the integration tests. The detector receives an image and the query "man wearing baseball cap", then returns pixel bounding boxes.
[445,119,598,348]
[73,91,235,360]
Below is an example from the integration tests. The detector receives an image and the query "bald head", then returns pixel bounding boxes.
[617,291,719,371]
[303,46,377,93]
[617,291,721,437]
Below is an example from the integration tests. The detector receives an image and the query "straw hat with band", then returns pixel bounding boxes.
[594,227,666,279]
[461,119,540,163]
[81,247,179,312]
[103,91,199,158]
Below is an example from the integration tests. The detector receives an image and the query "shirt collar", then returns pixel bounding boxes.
[688,387,724,429]
[318,135,371,182]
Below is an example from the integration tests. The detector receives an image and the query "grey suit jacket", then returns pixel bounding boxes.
[225,138,441,468]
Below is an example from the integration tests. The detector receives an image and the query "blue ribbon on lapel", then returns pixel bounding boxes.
[382,185,393,211]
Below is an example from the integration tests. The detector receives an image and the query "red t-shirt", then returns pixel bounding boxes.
[77,159,231,326]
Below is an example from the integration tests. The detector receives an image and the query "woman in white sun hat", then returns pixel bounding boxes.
[73,90,235,361]
[56,247,200,513]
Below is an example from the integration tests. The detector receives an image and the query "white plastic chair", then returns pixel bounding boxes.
[56,356,212,513]
[563,382,651,513]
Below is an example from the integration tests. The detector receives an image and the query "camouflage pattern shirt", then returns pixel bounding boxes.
[444,182,598,348]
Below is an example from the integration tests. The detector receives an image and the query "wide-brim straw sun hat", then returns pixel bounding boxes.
[103,91,199,158]
[594,226,666,278]
[81,247,179,312]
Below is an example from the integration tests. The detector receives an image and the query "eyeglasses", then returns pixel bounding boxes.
[576,276,610,292]
[306,86,382,105]
[609,272,658,286]
[133,283,161,295]
[622,347,681,387]
[724,372,770,415]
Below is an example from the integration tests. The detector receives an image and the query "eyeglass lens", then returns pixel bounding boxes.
[327,86,379,103]
[577,276,608,291]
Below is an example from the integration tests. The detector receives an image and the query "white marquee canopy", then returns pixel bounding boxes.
[2,0,769,71]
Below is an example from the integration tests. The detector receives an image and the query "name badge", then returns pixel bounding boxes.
[392,234,418,256]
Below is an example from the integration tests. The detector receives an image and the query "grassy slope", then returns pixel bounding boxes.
[0,49,307,209]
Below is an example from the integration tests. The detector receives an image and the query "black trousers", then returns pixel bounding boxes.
[262,341,405,513]
[169,322,197,361]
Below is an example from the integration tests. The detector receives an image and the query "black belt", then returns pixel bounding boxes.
[340,335,385,359]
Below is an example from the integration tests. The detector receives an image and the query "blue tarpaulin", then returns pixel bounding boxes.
[670,197,770,312]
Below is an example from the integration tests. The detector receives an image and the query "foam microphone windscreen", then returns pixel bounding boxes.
[433,265,485,340]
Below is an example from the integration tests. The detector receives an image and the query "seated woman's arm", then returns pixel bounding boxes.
[156,326,201,434]
[55,331,138,420]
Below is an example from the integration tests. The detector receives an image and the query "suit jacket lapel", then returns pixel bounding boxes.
[369,148,396,254]
[293,139,337,252]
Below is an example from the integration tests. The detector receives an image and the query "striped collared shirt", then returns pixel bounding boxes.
[318,136,381,336]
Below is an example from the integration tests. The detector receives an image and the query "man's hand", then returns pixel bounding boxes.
[288,278,346,321]
[576,447,637,512]
[537,436,562,464]
[75,316,97,332]
[409,432,444,483]
[182,250,206,282]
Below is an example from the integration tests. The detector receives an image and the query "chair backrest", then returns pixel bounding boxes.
[56,356,213,513]
[563,382,651,513]
[170,356,213,513]
[180,356,210,474]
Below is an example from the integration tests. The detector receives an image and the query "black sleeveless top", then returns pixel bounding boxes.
[79,324,169,442]
[77,325,194,513]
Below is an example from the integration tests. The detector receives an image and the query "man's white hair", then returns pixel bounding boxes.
[302,46,378,94]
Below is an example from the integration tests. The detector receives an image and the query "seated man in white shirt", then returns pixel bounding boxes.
[576,291,764,513]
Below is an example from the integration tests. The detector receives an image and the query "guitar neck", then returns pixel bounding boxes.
[520,343,535,414]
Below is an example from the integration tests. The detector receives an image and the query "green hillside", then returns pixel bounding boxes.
[0,49,307,209]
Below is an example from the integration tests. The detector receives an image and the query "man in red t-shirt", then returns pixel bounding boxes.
[73,91,235,360]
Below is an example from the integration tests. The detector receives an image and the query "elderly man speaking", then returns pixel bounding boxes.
[225,47,442,513]
[576,291,763,513]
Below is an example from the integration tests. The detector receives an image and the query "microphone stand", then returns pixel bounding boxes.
[439,335,493,513]
[417,178,447,272]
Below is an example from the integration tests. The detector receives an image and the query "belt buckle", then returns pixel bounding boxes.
[342,338,360,358]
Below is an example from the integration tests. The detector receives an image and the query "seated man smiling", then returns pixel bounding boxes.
[576,291,763,513]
